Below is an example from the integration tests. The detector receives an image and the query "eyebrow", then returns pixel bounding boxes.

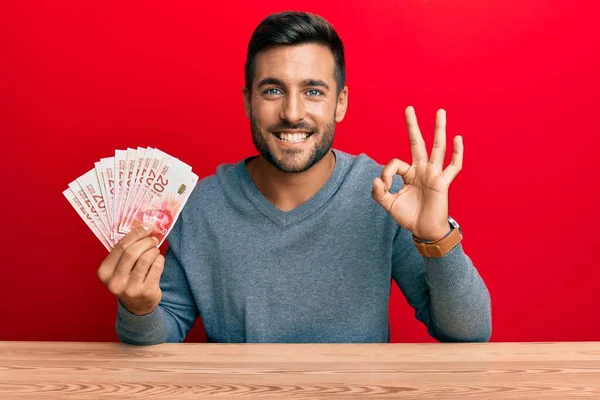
[257,77,330,91]
[257,77,283,88]
[302,79,330,90]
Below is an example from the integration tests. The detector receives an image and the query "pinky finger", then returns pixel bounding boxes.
[442,135,464,184]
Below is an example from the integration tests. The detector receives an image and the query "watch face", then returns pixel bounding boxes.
[448,216,461,232]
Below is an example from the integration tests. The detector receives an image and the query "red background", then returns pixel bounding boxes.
[1,0,598,343]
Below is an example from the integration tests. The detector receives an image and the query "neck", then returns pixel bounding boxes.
[247,151,336,212]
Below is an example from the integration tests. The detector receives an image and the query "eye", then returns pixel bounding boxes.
[264,88,282,95]
[306,89,323,97]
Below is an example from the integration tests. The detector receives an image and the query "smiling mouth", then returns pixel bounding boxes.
[273,131,314,144]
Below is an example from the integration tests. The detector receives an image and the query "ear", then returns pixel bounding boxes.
[243,86,251,119]
[335,86,349,123]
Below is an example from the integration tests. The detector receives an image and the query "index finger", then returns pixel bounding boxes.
[405,106,429,163]
[99,225,154,273]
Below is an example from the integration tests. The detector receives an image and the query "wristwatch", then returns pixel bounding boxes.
[413,216,463,258]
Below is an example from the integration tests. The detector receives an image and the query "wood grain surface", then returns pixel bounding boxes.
[1,341,599,399]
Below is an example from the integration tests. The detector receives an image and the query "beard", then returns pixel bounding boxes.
[250,116,336,173]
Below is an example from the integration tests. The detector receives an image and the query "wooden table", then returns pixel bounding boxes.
[1,341,599,399]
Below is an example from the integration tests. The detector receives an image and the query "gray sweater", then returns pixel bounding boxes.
[116,149,492,344]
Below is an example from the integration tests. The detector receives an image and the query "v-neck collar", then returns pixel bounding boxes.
[237,149,348,227]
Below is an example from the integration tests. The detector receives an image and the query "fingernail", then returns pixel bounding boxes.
[153,237,159,244]
[143,224,153,231]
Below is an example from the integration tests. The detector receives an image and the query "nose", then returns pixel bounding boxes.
[279,91,305,124]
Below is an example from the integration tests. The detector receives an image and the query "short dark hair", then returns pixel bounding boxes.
[245,11,346,95]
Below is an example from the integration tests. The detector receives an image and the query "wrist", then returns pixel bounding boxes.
[119,298,157,316]
[413,226,452,243]
[413,217,463,258]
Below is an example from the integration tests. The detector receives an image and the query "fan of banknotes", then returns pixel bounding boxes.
[63,147,199,251]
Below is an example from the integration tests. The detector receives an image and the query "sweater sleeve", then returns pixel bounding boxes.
[115,217,199,345]
[391,226,492,342]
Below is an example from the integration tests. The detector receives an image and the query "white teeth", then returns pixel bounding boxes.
[279,133,308,143]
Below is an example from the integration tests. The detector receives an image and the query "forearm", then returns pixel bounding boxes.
[424,243,492,342]
[115,300,190,345]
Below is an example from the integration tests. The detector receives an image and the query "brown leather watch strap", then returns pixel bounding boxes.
[413,227,463,258]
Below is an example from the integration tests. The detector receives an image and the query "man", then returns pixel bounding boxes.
[97,11,491,344]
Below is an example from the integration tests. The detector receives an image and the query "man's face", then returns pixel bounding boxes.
[244,43,348,173]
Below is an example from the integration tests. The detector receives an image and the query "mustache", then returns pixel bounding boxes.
[269,122,317,133]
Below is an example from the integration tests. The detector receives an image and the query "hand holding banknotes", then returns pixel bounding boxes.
[97,225,164,315]
[63,147,198,314]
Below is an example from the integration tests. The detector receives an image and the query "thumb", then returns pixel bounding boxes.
[372,177,395,212]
